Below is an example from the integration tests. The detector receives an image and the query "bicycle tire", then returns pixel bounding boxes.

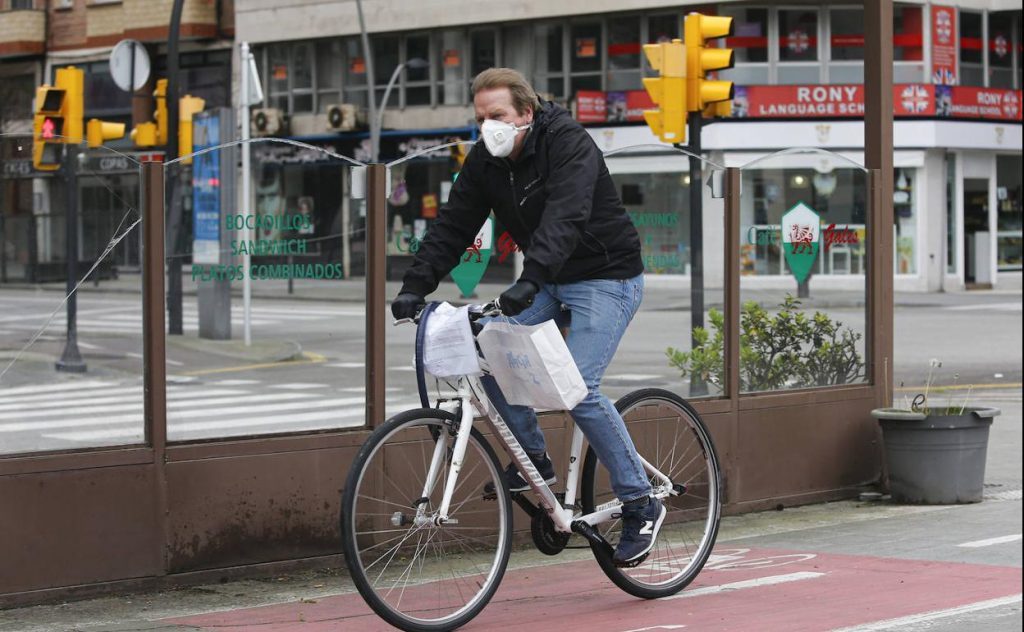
[580,388,722,599]
[341,408,512,632]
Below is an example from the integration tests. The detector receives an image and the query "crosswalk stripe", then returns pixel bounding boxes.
[0,392,313,430]
[0,380,119,398]
[0,387,236,413]
[272,383,326,390]
[0,384,145,405]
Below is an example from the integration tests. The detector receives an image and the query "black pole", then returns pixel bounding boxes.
[57,145,86,373]
[165,0,185,335]
[685,113,706,396]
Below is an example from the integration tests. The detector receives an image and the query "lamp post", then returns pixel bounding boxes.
[371,58,429,163]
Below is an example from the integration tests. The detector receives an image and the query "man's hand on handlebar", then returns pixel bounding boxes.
[498,280,538,317]
[391,292,425,321]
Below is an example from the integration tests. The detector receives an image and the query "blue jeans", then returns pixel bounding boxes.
[482,274,650,503]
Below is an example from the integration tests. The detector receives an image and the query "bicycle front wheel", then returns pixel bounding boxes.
[341,408,512,632]
[581,388,722,599]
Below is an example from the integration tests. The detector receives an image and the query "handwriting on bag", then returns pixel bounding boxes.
[506,352,532,369]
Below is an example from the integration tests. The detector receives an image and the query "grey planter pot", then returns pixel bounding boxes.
[871,407,1001,504]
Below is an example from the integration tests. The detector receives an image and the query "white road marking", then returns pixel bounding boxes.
[956,534,1022,548]
[328,362,365,368]
[607,373,664,381]
[664,572,825,600]
[0,387,235,414]
[944,302,1022,312]
[830,594,1023,631]
[272,383,326,390]
[211,379,261,386]
[0,380,117,397]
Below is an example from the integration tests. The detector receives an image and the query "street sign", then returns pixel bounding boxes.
[192,112,221,265]
[450,217,493,297]
[110,39,151,92]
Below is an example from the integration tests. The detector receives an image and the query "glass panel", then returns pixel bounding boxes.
[269,44,289,95]
[893,5,924,62]
[830,64,864,84]
[963,178,989,283]
[604,147,726,401]
[960,11,983,64]
[292,93,313,113]
[894,168,917,275]
[779,9,819,62]
[406,34,430,82]
[438,29,465,106]
[729,65,770,86]
[374,35,401,91]
[893,63,924,83]
[830,9,864,61]
[739,149,869,394]
[166,132,367,442]
[292,43,313,90]
[647,14,679,45]
[344,38,368,88]
[538,75,566,99]
[470,29,497,79]
[997,155,1023,270]
[988,12,1016,89]
[535,24,564,74]
[608,16,640,72]
[570,74,602,98]
[723,7,768,64]
[1,145,144,455]
[316,40,343,91]
[571,22,602,74]
[406,86,431,106]
[607,70,642,91]
[778,65,821,85]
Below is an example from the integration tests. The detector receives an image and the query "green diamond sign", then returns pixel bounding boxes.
[781,202,820,285]
[450,217,493,297]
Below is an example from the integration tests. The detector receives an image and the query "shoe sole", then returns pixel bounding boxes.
[614,503,667,564]
[508,476,557,493]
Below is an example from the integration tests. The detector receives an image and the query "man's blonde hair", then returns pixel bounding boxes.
[471,68,542,115]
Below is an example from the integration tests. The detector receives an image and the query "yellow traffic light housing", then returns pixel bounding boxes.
[55,67,84,145]
[641,39,687,144]
[177,94,206,164]
[33,85,66,171]
[684,13,735,115]
[154,78,168,146]
[87,119,126,148]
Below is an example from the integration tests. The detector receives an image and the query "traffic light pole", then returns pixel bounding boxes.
[683,114,706,396]
[56,144,86,373]
[165,0,185,336]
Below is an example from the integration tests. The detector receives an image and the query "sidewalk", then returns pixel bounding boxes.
[4,269,1021,311]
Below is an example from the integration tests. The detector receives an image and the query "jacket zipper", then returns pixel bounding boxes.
[507,168,531,247]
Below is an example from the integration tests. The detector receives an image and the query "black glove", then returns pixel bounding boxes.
[499,280,538,317]
[391,292,425,320]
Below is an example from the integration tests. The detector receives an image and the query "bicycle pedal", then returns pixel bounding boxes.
[613,552,649,568]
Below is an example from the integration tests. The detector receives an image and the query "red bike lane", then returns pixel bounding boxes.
[165,547,1022,631]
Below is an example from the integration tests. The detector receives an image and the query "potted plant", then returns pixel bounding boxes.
[871,361,1001,504]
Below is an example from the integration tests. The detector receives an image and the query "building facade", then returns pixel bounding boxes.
[236,0,1022,292]
[0,0,234,282]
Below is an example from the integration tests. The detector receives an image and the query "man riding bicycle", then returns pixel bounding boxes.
[391,67,662,565]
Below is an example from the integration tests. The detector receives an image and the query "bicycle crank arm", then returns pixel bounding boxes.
[571,520,614,561]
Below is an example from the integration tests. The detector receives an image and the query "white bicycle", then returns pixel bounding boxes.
[341,300,722,631]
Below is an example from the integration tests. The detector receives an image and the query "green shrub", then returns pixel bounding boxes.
[666,295,865,392]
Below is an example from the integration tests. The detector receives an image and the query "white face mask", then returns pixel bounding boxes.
[481,118,531,158]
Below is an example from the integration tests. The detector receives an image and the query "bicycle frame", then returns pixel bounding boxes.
[421,374,676,535]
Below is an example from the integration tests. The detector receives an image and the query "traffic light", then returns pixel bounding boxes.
[87,119,126,148]
[684,13,735,115]
[55,67,84,145]
[33,85,65,170]
[177,95,206,164]
[131,79,166,147]
[641,39,687,144]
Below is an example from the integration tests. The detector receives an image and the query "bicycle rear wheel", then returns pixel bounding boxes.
[341,408,512,632]
[581,388,722,599]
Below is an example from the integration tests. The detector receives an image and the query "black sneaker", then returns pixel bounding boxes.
[484,452,557,494]
[613,496,666,566]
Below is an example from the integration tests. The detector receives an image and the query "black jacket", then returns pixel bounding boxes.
[400,101,643,297]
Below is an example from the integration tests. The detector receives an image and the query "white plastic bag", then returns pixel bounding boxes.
[422,303,482,378]
[477,320,587,410]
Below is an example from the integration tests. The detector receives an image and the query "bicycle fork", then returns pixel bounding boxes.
[413,397,475,526]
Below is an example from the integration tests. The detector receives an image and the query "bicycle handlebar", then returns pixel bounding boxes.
[392,299,503,327]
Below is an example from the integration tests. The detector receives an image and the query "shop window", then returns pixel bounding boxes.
[534,23,565,98]
[570,21,602,100]
[647,13,679,46]
[405,33,432,106]
[893,4,924,83]
[316,40,343,113]
[264,43,313,113]
[0,73,34,118]
[373,34,401,109]
[893,168,917,275]
[607,16,641,92]
[988,11,1018,89]
[343,38,369,109]
[829,8,864,84]
[996,155,1022,270]
[778,9,821,84]
[946,155,957,274]
[722,6,769,85]
[438,30,465,105]
[960,10,984,86]
[617,172,690,276]
[502,25,530,82]
[470,29,497,81]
